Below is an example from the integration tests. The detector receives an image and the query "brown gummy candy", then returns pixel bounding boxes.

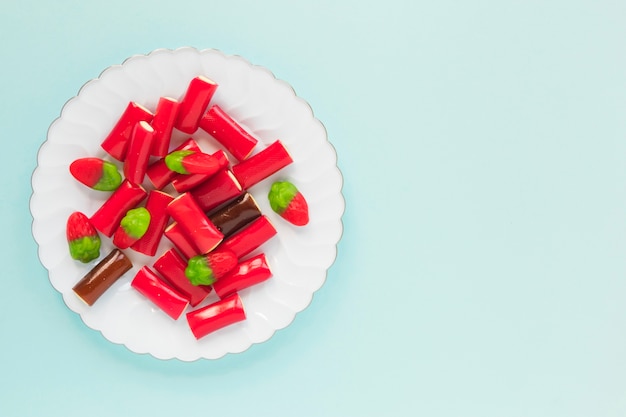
[72,249,133,306]
[208,193,262,238]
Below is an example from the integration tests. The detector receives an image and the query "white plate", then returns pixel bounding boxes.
[30,47,344,360]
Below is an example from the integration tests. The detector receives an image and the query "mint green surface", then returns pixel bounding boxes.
[8,1,626,416]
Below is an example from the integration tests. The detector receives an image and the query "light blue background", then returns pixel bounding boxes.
[3,0,626,416]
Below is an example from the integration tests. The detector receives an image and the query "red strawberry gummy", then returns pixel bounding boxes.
[165,150,220,175]
[185,249,238,286]
[112,207,151,249]
[268,181,309,226]
[70,158,122,191]
[66,211,101,263]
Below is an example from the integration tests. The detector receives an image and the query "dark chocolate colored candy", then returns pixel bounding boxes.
[72,249,133,306]
[208,193,262,238]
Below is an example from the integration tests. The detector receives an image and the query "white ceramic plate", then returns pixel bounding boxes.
[30,47,344,360]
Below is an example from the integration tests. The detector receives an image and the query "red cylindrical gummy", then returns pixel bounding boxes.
[220,215,277,259]
[151,97,180,157]
[164,222,200,259]
[167,193,223,254]
[175,76,218,134]
[131,266,189,320]
[90,180,147,237]
[72,249,133,306]
[131,191,174,256]
[123,121,154,185]
[171,150,230,193]
[212,254,272,299]
[146,138,201,189]
[231,140,293,189]
[101,102,153,161]
[186,293,246,339]
[199,105,258,161]
[153,249,212,307]
[189,169,243,212]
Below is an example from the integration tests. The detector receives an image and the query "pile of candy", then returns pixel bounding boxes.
[66,76,309,340]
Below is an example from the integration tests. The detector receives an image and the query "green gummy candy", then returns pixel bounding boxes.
[69,236,101,263]
[268,181,298,214]
[185,256,215,286]
[165,150,195,174]
[120,207,151,239]
[93,161,123,191]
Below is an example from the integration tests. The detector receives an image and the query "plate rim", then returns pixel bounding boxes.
[30,46,345,361]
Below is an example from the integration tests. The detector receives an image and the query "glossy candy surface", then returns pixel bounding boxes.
[212,253,272,299]
[231,140,292,189]
[101,102,153,161]
[189,169,243,212]
[185,249,238,286]
[151,97,179,157]
[66,211,101,263]
[72,249,133,306]
[153,249,212,307]
[220,215,277,259]
[146,138,201,189]
[90,180,147,237]
[131,191,174,256]
[69,158,122,191]
[268,180,309,226]
[208,193,262,238]
[164,222,200,259]
[123,121,154,185]
[175,76,218,134]
[131,266,189,320]
[199,105,258,161]
[171,150,229,193]
[112,207,150,249]
[186,293,246,339]
[167,193,223,254]
[165,150,219,175]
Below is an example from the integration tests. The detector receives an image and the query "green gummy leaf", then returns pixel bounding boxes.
[185,256,215,286]
[93,161,122,191]
[165,150,195,174]
[120,207,150,239]
[268,181,298,214]
[69,236,101,263]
